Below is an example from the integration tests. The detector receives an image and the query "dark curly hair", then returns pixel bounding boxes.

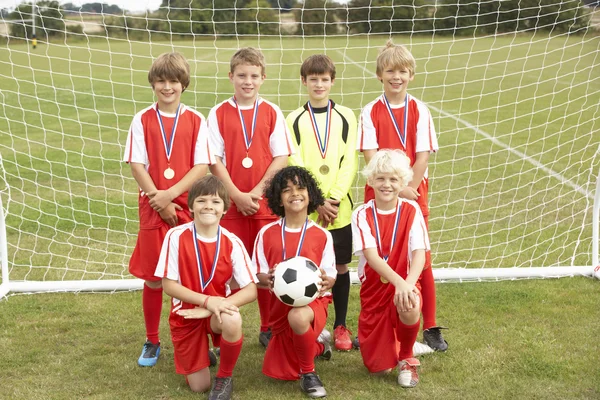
[265,166,325,218]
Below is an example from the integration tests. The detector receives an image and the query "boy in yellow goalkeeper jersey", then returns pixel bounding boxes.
[287,54,359,351]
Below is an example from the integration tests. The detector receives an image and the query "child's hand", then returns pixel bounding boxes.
[316,199,339,228]
[176,307,213,319]
[399,187,419,201]
[235,192,261,216]
[148,189,173,212]
[318,268,335,294]
[393,281,418,312]
[267,267,276,291]
[159,203,182,227]
[206,296,239,324]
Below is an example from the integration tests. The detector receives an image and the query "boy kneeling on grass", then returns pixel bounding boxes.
[155,175,257,400]
[351,149,429,388]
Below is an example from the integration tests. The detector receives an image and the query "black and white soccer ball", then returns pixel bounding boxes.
[273,256,322,307]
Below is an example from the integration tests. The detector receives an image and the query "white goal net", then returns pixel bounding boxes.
[0,0,599,296]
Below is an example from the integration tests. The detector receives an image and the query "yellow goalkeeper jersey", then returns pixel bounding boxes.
[287,100,358,230]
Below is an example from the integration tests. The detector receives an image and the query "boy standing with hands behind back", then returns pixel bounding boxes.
[123,52,214,367]
[208,47,295,347]
[357,41,447,351]
[287,54,358,351]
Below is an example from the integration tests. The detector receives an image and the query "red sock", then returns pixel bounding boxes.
[257,288,272,332]
[292,328,317,374]
[142,284,163,344]
[420,266,437,330]
[397,319,420,360]
[216,336,243,378]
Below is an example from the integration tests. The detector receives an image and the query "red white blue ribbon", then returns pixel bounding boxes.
[382,94,408,149]
[281,217,309,261]
[307,100,332,159]
[192,224,221,291]
[233,96,259,153]
[371,200,402,262]
[156,103,181,164]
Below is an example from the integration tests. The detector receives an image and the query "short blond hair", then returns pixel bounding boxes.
[147,52,190,91]
[376,40,416,78]
[363,149,413,188]
[230,47,266,75]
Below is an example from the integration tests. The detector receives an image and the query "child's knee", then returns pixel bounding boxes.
[399,308,420,326]
[221,311,243,333]
[288,307,312,333]
[187,370,211,393]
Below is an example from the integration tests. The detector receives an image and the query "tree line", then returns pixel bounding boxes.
[7,0,592,41]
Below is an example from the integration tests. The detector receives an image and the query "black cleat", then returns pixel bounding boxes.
[423,326,448,352]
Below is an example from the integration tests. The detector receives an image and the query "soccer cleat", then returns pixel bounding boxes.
[352,335,360,349]
[397,357,420,388]
[209,348,218,367]
[333,325,353,351]
[137,340,161,367]
[259,329,272,348]
[300,372,327,398]
[208,376,233,400]
[316,328,332,361]
[423,326,448,352]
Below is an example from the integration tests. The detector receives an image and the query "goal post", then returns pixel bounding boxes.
[0,1,599,297]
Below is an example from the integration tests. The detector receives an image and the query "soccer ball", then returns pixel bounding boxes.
[273,256,322,307]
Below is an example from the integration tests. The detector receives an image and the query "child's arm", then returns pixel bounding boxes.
[400,152,428,201]
[148,164,208,211]
[130,162,181,227]
[210,158,261,216]
[362,247,419,311]
[250,155,288,196]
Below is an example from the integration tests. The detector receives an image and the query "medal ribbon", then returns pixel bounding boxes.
[382,94,408,149]
[281,217,309,261]
[156,103,181,164]
[192,224,222,291]
[307,100,332,159]
[370,200,402,262]
[233,96,259,153]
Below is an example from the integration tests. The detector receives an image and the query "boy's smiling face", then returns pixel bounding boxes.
[152,77,183,112]
[191,193,226,226]
[378,64,414,101]
[229,63,265,106]
[280,178,309,216]
[369,172,403,209]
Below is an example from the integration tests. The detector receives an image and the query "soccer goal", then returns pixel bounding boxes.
[0,1,599,297]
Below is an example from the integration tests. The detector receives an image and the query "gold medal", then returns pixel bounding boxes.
[163,167,175,180]
[242,157,253,168]
[380,275,389,284]
[319,164,330,175]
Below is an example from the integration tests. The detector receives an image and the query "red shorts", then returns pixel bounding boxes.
[129,214,192,281]
[262,296,331,381]
[358,291,422,373]
[170,318,221,375]
[220,217,277,256]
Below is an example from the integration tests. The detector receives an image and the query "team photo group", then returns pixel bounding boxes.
[123,41,448,400]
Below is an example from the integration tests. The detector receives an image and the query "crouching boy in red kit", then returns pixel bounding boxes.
[155,175,257,400]
[351,150,429,388]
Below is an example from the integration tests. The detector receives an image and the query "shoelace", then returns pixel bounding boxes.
[214,378,226,391]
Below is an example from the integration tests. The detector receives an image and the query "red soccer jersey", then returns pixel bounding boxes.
[208,98,294,219]
[252,219,336,329]
[357,94,438,216]
[155,222,257,330]
[124,103,215,228]
[351,199,429,314]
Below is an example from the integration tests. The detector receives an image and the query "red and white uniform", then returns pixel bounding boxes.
[357,94,438,217]
[351,199,429,373]
[253,219,336,380]
[207,98,295,220]
[155,222,257,374]
[123,103,214,280]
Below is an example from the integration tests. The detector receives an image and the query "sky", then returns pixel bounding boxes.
[0,0,163,13]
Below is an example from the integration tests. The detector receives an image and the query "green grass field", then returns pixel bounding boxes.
[0,278,599,399]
